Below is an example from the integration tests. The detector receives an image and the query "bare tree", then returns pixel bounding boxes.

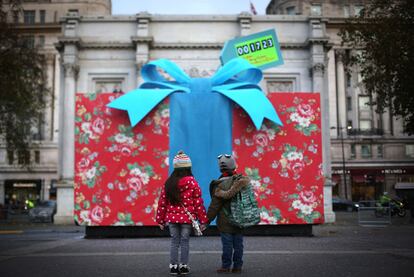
[0,0,49,165]
[340,0,414,134]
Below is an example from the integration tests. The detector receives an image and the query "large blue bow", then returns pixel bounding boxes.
[107,58,282,130]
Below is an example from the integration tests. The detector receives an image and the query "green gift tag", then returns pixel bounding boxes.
[220,29,284,70]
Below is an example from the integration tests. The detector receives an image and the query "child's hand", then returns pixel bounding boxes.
[159,224,164,230]
[200,224,207,231]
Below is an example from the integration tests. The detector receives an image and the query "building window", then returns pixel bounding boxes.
[40,10,46,24]
[7,151,14,165]
[22,35,35,49]
[346,97,352,111]
[38,35,45,47]
[18,150,30,165]
[346,72,352,87]
[358,95,371,111]
[354,5,364,16]
[359,119,372,130]
[377,145,383,158]
[350,144,356,159]
[286,6,296,15]
[23,10,35,24]
[31,118,44,141]
[361,145,372,158]
[311,4,322,16]
[344,5,350,17]
[405,145,414,158]
[34,151,40,164]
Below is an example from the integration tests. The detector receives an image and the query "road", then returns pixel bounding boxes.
[0,213,414,277]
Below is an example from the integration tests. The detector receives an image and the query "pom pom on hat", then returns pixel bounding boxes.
[173,150,192,168]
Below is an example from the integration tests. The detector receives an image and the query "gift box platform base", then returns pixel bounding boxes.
[84,225,314,238]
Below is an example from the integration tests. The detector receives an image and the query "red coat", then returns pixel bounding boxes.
[156,176,208,225]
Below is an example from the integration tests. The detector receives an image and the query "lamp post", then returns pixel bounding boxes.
[331,126,352,200]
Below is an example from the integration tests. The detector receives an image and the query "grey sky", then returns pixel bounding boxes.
[112,0,272,15]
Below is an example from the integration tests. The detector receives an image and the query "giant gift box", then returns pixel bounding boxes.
[74,85,324,226]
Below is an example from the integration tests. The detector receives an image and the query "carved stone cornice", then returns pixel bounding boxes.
[57,37,81,46]
[152,42,223,49]
[280,42,308,49]
[335,49,347,63]
[63,63,79,79]
[81,42,134,49]
[238,12,252,20]
[136,12,152,21]
[131,36,153,44]
[310,63,325,77]
[307,37,330,45]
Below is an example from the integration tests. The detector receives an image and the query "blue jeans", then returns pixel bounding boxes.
[169,223,192,265]
[220,232,244,269]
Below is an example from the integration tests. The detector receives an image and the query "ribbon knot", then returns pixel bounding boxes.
[107,58,282,129]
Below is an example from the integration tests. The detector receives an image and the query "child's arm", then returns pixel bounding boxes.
[206,191,223,223]
[155,188,167,225]
[215,176,250,199]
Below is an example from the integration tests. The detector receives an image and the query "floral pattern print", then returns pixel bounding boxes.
[233,93,324,224]
[279,97,320,136]
[75,92,324,226]
[74,93,169,226]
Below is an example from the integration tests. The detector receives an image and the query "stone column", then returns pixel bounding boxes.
[340,173,352,200]
[54,62,78,225]
[53,54,60,143]
[313,61,336,223]
[393,116,404,137]
[335,50,347,133]
[309,19,335,223]
[134,12,152,86]
[327,49,338,138]
[382,107,392,136]
[238,12,251,36]
[42,179,50,201]
[54,14,80,225]
[44,53,55,141]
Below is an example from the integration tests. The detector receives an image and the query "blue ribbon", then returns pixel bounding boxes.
[107,58,283,207]
[107,58,282,130]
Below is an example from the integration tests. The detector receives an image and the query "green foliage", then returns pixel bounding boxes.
[0,0,50,164]
[339,0,414,133]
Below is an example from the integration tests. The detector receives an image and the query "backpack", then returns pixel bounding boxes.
[222,180,261,228]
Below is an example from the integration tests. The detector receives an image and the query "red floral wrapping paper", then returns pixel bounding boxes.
[74,92,324,226]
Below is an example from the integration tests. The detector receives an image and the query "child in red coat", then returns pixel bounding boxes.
[156,151,208,275]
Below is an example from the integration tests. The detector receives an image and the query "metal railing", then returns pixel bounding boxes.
[357,201,391,227]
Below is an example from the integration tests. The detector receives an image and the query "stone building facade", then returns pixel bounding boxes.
[55,12,336,224]
[0,0,111,220]
[267,0,414,202]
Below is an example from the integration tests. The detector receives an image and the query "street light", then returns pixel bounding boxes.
[331,125,352,200]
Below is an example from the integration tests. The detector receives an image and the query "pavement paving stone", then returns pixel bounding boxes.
[0,212,413,277]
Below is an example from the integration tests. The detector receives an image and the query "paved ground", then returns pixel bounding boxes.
[0,212,413,277]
